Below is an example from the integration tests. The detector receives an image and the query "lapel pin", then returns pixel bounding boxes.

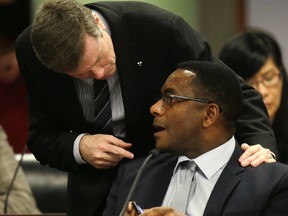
[137,61,143,67]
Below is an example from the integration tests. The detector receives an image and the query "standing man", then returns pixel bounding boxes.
[15,0,276,215]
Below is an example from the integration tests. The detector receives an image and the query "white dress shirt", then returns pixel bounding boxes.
[162,136,236,216]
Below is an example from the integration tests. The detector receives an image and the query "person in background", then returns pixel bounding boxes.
[103,61,288,216]
[0,0,16,4]
[219,30,288,164]
[0,125,40,214]
[0,0,30,153]
[15,0,276,215]
[0,36,29,153]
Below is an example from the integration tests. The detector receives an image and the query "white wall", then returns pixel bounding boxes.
[246,0,288,68]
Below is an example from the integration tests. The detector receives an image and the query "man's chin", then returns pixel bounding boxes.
[155,144,183,156]
[155,143,169,152]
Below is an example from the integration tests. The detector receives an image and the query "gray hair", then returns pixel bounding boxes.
[30,0,102,72]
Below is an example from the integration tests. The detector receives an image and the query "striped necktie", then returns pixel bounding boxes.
[93,79,113,134]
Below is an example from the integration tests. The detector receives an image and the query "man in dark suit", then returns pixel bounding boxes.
[15,0,276,215]
[104,61,288,216]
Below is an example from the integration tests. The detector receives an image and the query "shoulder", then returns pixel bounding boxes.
[86,1,173,14]
[15,26,35,63]
[86,1,180,25]
[120,153,177,173]
[245,162,288,182]
[16,25,31,47]
[251,162,288,172]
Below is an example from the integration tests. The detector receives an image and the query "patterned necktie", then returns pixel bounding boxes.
[93,79,113,134]
[170,161,197,214]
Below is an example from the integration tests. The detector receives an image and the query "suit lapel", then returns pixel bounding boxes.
[40,69,91,132]
[106,10,150,134]
[204,144,245,216]
[132,154,178,208]
[55,75,91,131]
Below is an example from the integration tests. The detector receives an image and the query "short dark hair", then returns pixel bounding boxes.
[177,61,243,128]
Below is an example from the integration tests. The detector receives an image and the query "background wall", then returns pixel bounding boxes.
[0,0,31,44]
[30,0,288,66]
[246,0,288,69]
[80,0,199,30]
[198,0,239,56]
[31,0,240,57]
[32,0,199,30]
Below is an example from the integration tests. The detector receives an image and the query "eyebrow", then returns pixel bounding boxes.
[254,69,279,78]
[264,69,279,74]
[162,88,175,94]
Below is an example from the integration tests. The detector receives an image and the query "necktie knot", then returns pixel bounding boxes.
[181,160,196,171]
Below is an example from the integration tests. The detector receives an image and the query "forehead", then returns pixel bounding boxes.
[68,35,102,75]
[259,57,278,73]
[80,36,102,69]
[248,57,279,81]
[166,69,196,84]
[164,69,195,87]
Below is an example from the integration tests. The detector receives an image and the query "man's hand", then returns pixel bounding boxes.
[141,207,184,216]
[125,202,184,216]
[239,143,276,167]
[124,202,140,216]
[79,134,134,169]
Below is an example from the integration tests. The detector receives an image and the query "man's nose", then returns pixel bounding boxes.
[150,100,164,116]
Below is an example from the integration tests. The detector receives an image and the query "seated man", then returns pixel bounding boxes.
[103,61,288,216]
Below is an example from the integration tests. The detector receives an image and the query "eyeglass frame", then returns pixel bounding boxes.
[158,93,223,112]
[161,94,210,104]
[157,94,223,113]
[247,72,282,89]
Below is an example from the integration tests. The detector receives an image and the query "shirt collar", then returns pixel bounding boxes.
[174,136,236,179]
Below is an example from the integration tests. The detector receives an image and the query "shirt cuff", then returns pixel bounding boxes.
[73,133,87,164]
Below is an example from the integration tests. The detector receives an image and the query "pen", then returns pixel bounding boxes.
[132,201,144,214]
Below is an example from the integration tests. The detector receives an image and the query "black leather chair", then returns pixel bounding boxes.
[15,153,68,213]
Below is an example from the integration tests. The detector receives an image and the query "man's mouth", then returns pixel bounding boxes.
[153,124,165,136]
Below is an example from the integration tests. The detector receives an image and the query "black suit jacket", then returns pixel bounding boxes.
[15,1,277,215]
[104,144,288,216]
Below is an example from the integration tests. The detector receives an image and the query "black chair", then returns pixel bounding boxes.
[15,153,68,213]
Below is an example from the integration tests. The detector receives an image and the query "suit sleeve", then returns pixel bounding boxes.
[102,164,126,216]
[264,171,288,215]
[15,28,80,172]
[170,16,277,155]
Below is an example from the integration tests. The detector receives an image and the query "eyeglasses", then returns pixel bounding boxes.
[159,94,211,106]
[158,93,223,112]
[247,73,282,89]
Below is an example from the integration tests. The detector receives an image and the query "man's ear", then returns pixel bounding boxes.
[92,11,106,30]
[203,103,220,128]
